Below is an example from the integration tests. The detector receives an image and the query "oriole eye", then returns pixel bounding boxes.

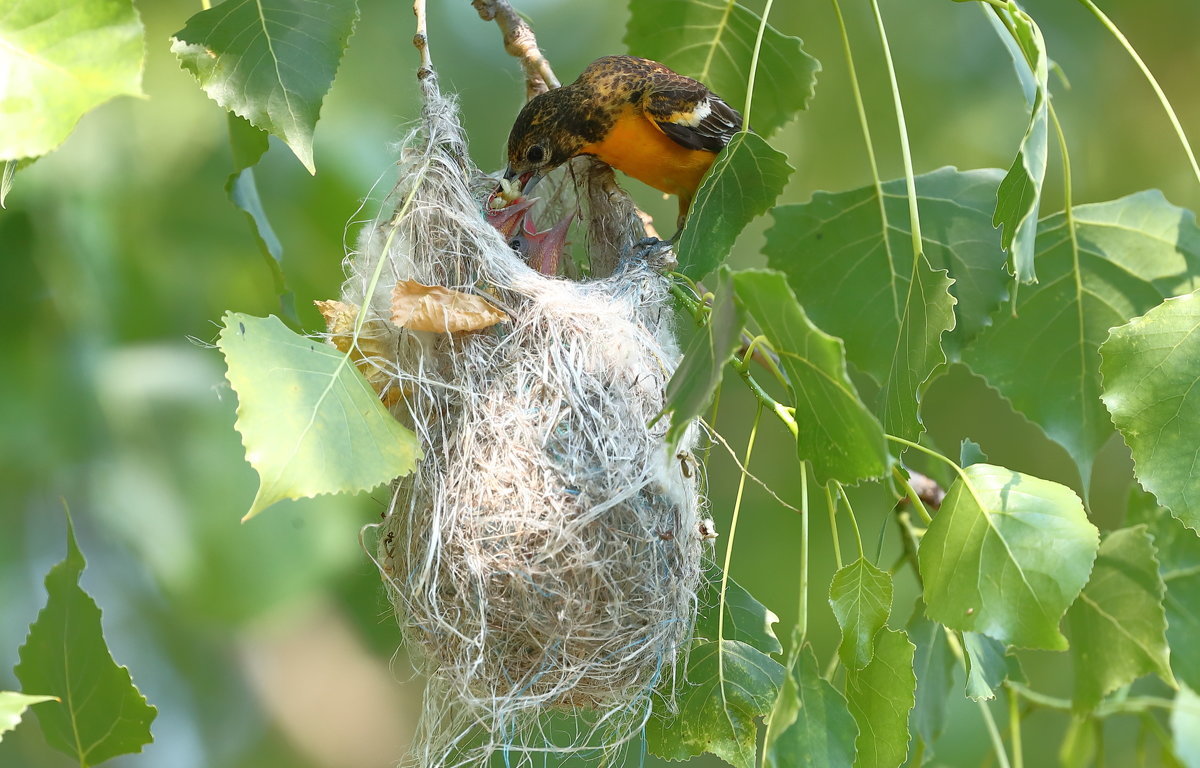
[526,145,545,164]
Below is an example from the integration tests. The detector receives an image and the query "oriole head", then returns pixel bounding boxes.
[504,87,606,192]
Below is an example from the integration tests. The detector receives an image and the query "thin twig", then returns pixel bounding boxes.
[472,0,560,99]
[413,0,433,78]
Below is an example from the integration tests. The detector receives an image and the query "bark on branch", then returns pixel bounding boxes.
[471,0,560,100]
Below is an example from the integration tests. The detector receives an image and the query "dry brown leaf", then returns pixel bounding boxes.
[390,280,507,333]
[314,300,406,407]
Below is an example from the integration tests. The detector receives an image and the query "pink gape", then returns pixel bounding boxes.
[485,191,574,276]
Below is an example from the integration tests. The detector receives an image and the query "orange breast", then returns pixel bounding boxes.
[579,108,716,200]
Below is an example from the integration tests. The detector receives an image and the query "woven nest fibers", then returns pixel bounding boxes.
[345,80,706,767]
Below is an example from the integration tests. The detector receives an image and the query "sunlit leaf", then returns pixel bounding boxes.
[696,562,783,655]
[766,169,1008,442]
[908,606,954,759]
[0,692,57,742]
[0,0,144,162]
[1067,525,1173,710]
[218,312,421,520]
[1128,489,1200,691]
[989,4,1049,283]
[390,280,507,333]
[677,133,792,280]
[765,645,857,768]
[625,0,819,136]
[1101,291,1200,530]
[665,269,745,443]
[647,640,784,768]
[171,0,359,173]
[964,191,1200,490]
[919,464,1098,650]
[14,516,156,765]
[844,628,916,768]
[829,558,893,670]
[732,269,888,485]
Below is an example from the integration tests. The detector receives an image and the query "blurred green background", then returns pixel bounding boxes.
[2,0,1197,765]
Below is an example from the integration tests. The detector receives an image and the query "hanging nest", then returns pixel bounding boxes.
[338,68,706,767]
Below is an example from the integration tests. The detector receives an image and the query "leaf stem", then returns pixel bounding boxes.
[1076,0,1200,186]
[978,699,1014,768]
[829,0,900,313]
[699,382,723,475]
[1048,99,1089,501]
[867,0,924,257]
[669,279,799,438]
[718,403,763,647]
[945,630,1013,768]
[798,461,809,645]
[1008,682,1189,717]
[886,434,967,483]
[825,484,844,571]
[732,356,799,438]
[893,508,924,587]
[1047,101,1080,280]
[1009,685,1024,768]
[836,483,865,559]
[741,0,775,130]
[892,465,933,524]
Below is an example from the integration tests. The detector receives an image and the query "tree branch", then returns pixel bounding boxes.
[471,0,560,99]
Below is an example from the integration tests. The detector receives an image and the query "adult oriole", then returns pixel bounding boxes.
[503,55,744,230]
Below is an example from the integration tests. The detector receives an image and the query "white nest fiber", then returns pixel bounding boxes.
[346,75,705,767]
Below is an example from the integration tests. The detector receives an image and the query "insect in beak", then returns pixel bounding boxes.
[501,166,543,197]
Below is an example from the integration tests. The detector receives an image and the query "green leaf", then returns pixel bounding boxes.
[829,558,893,670]
[0,692,57,742]
[14,516,156,765]
[764,645,858,768]
[624,0,819,136]
[988,4,1049,283]
[224,114,299,326]
[665,269,745,442]
[1128,489,1200,691]
[218,312,421,520]
[171,0,359,174]
[962,631,1010,702]
[647,640,785,768]
[959,438,988,468]
[0,0,144,161]
[1067,525,1174,710]
[677,133,792,280]
[1101,291,1200,530]
[907,605,954,760]
[766,169,1007,441]
[731,269,888,485]
[1173,687,1200,768]
[919,463,1098,650]
[844,628,916,768]
[696,562,783,655]
[963,191,1200,490]
[1060,715,1097,768]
